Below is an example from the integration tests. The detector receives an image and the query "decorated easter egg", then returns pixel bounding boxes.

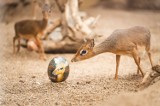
[48,57,69,82]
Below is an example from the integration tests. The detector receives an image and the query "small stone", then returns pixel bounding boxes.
[86,81,91,84]
[19,76,22,78]
[35,82,41,85]
[32,76,36,78]
[55,102,58,105]
[135,89,138,92]
[19,80,24,83]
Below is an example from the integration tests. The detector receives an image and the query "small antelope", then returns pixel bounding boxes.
[71,26,153,79]
[13,3,52,60]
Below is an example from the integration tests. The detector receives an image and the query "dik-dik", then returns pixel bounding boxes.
[13,3,52,60]
[71,26,153,79]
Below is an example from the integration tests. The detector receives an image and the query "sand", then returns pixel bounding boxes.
[0,8,160,106]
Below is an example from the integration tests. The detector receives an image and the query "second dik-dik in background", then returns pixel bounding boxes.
[13,3,53,60]
[72,26,154,80]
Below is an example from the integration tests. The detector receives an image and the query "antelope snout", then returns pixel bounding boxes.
[71,58,77,62]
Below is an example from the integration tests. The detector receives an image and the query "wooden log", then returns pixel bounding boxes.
[43,39,82,53]
[21,38,83,53]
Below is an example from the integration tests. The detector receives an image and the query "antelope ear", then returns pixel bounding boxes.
[50,3,55,9]
[41,3,51,11]
[38,1,43,8]
[88,39,94,48]
[83,38,87,42]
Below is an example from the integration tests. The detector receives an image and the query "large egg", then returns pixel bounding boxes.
[48,57,69,82]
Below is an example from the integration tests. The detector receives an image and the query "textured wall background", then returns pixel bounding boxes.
[0,0,160,23]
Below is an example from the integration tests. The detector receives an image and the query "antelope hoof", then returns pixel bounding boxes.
[71,58,78,62]
[114,76,118,80]
[13,52,16,56]
[40,55,47,61]
[141,73,144,77]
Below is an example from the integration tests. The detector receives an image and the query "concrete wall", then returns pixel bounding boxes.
[99,0,160,10]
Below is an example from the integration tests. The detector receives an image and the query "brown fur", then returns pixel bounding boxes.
[13,4,52,60]
[72,26,154,79]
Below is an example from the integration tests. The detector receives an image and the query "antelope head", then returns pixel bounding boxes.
[71,39,95,62]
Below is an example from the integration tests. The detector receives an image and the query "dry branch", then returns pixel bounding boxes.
[65,0,93,36]
[140,65,160,89]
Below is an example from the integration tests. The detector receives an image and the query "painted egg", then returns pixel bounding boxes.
[48,57,69,82]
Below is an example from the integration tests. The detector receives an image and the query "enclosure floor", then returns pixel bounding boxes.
[0,8,160,106]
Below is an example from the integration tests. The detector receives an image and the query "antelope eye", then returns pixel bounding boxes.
[60,67,63,70]
[80,50,87,56]
[48,10,51,13]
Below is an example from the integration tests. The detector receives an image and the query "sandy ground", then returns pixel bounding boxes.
[0,8,160,106]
